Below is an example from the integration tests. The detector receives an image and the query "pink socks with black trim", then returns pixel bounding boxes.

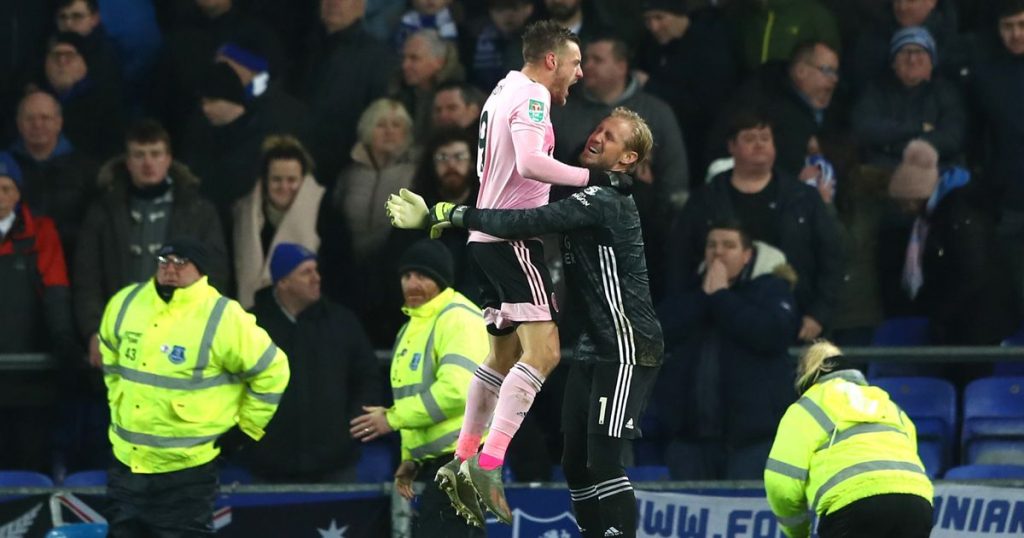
[455,365,505,461]
[479,362,545,470]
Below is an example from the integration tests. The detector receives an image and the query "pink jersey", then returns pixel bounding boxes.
[470,71,589,243]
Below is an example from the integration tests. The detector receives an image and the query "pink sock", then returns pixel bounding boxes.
[455,365,505,461]
[479,363,545,470]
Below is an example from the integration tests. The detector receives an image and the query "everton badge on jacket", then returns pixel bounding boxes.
[160,344,187,364]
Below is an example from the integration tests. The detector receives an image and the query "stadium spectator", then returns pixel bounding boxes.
[551,34,689,298]
[713,41,852,184]
[432,81,485,132]
[232,136,324,309]
[74,119,228,369]
[765,341,933,538]
[350,239,487,536]
[296,0,397,185]
[848,0,965,93]
[0,152,79,475]
[55,0,124,95]
[0,1,50,135]
[215,39,309,138]
[322,98,418,346]
[394,0,460,51]
[971,0,1024,304]
[634,0,739,186]
[657,221,800,479]
[180,62,291,229]
[242,243,380,482]
[666,110,845,342]
[394,29,466,142]
[98,237,288,537]
[729,0,841,72]
[465,0,534,90]
[37,33,126,162]
[544,0,611,43]
[852,27,967,168]
[10,90,99,262]
[879,140,1019,346]
[148,0,287,143]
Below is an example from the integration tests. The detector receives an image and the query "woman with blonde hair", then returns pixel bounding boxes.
[232,134,324,308]
[764,340,933,538]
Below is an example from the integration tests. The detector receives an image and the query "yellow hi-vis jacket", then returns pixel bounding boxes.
[764,370,933,538]
[385,288,488,463]
[99,277,289,474]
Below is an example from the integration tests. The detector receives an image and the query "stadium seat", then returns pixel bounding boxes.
[869,317,934,378]
[626,466,670,482]
[944,464,1024,480]
[356,441,394,483]
[0,471,54,487]
[219,464,254,485]
[61,470,107,487]
[962,377,1024,465]
[995,327,1024,375]
[44,524,109,538]
[874,377,957,477]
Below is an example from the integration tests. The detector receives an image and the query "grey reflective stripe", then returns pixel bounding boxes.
[776,513,810,527]
[242,344,278,379]
[194,297,229,380]
[393,385,419,399]
[409,429,461,460]
[113,283,146,342]
[247,387,283,404]
[421,390,447,423]
[812,460,927,511]
[113,424,219,448]
[105,365,240,390]
[99,335,116,353]
[421,303,481,387]
[765,458,809,481]
[439,354,479,373]
[797,397,835,433]
[816,423,907,452]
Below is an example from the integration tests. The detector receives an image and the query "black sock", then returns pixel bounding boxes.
[569,484,604,538]
[595,476,637,537]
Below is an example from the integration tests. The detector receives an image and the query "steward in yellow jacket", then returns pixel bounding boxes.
[99,238,289,537]
[764,340,933,538]
[350,239,488,538]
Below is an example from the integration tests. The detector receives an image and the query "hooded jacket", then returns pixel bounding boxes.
[657,242,801,445]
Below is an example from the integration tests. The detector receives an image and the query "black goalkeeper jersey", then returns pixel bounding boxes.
[463,185,664,367]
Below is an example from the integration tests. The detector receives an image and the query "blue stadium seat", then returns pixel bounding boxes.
[44,524,109,538]
[872,317,930,346]
[626,466,670,482]
[61,470,107,487]
[874,377,957,477]
[869,317,934,378]
[0,471,54,487]
[944,464,1024,480]
[356,442,394,483]
[962,377,1024,465]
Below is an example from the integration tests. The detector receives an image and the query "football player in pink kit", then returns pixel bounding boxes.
[432,20,626,526]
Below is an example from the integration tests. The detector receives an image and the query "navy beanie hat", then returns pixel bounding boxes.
[270,243,317,283]
[398,239,454,289]
[0,152,23,191]
[158,237,211,275]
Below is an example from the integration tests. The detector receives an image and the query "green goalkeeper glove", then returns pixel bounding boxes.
[428,202,469,239]
[386,188,430,230]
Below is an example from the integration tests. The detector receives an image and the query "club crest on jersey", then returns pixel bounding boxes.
[161,344,187,364]
[528,99,545,122]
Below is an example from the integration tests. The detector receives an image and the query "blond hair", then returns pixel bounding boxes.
[795,340,843,393]
[610,107,653,173]
[356,98,413,149]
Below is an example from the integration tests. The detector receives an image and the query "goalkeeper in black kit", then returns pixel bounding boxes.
[388,107,663,538]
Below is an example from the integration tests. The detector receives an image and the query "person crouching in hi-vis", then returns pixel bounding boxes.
[350,239,489,536]
[764,340,933,538]
[99,237,290,537]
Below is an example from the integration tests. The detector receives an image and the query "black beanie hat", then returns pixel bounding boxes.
[50,32,91,68]
[157,237,210,275]
[198,62,246,106]
[398,239,454,289]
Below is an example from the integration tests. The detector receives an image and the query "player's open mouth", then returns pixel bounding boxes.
[587,146,600,154]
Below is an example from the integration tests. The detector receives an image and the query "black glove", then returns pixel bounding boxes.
[216,426,253,459]
[587,169,634,193]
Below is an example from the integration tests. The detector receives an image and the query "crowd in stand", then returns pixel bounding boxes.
[2,0,1024,483]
